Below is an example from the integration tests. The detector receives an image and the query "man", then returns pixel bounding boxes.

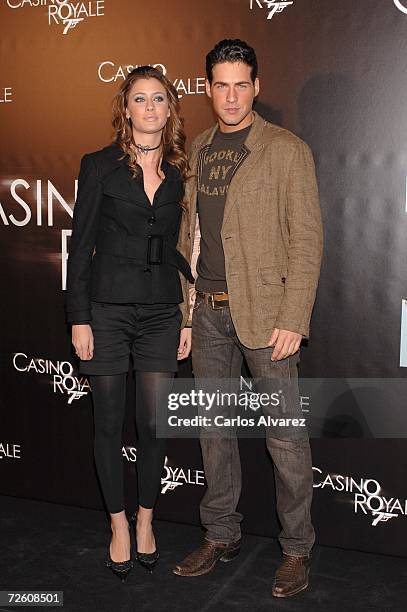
[174,39,323,598]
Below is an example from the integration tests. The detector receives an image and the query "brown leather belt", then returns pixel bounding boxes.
[196,290,229,310]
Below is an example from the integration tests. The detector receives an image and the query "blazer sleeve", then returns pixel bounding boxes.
[274,141,323,336]
[65,153,103,324]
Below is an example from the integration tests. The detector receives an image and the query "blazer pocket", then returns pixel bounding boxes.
[259,266,286,287]
[258,267,285,310]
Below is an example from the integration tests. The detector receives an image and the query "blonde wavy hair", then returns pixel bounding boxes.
[111,66,188,182]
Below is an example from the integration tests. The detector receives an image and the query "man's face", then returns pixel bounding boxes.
[206,61,259,132]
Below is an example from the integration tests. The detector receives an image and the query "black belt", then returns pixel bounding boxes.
[96,232,194,282]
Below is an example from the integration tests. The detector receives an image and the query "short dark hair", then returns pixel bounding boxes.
[206,39,258,84]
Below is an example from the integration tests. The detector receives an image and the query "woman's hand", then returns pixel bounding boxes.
[177,327,192,360]
[72,324,94,361]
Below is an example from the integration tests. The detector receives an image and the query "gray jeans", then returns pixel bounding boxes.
[192,296,315,556]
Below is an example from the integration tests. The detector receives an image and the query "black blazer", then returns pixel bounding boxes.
[65,144,193,324]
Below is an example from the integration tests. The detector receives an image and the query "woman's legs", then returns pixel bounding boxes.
[90,373,130,562]
[90,370,174,556]
[134,371,174,553]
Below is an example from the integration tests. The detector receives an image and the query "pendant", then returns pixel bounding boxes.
[135,143,160,155]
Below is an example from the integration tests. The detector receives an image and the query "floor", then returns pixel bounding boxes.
[0,496,406,612]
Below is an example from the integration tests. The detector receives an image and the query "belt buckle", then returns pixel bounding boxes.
[209,293,225,310]
[147,234,163,265]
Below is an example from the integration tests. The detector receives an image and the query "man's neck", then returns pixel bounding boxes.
[217,111,254,133]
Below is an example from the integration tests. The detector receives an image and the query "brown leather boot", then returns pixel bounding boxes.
[172,538,241,577]
[272,552,312,597]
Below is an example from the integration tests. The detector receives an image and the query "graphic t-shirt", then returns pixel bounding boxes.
[196,124,251,293]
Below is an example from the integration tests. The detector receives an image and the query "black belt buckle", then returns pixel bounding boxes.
[147,234,163,265]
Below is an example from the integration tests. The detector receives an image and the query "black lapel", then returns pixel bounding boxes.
[154,161,184,208]
[100,144,150,208]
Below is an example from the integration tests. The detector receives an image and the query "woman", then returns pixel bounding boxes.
[65,66,193,581]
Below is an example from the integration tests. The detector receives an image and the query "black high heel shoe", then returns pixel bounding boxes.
[106,556,134,582]
[129,512,159,574]
[106,525,134,582]
[136,549,159,574]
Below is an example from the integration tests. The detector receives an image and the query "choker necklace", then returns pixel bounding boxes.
[135,143,161,155]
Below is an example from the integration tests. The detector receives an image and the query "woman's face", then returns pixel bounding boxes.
[125,77,170,136]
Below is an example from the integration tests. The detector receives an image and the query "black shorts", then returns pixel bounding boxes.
[79,301,182,375]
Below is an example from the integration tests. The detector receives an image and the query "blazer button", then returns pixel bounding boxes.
[148,217,156,225]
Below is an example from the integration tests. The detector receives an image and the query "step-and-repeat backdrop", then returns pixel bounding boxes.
[1,0,407,557]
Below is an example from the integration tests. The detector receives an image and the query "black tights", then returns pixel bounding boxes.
[90,371,173,513]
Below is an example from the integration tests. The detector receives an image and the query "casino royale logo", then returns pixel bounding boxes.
[12,353,90,403]
[0,179,75,228]
[6,0,105,35]
[249,0,294,20]
[0,178,76,289]
[161,458,205,494]
[313,467,407,527]
[98,62,206,99]
[122,446,138,463]
[394,0,407,15]
[0,441,21,461]
[0,87,13,104]
[122,450,205,495]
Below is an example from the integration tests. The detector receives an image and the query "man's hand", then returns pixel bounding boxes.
[267,328,302,361]
[72,324,94,361]
[177,327,192,360]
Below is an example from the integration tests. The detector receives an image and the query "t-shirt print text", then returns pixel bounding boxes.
[199,149,245,197]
